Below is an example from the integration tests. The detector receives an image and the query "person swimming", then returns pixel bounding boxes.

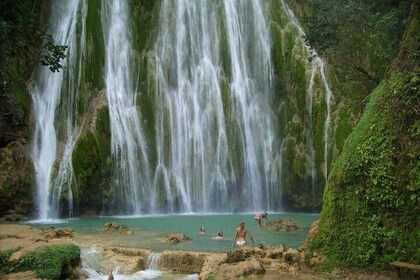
[233,221,254,246]
[199,227,206,235]
[212,231,224,241]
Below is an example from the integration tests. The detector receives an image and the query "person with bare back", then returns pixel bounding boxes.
[254,211,269,227]
[233,221,255,246]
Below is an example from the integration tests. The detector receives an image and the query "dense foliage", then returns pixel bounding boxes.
[309,2,420,269]
[305,0,411,83]
[0,0,66,129]
[0,0,39,127]
[39,27,68,73]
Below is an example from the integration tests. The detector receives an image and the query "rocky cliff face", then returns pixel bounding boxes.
[309,1,419,268]
[0,0,50,217]
[0,139,33,217]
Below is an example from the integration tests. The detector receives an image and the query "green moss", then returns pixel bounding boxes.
[13,244,80,279]
[0,247,20,273]
[85,0,105,88]
[130,0,159,52]
[310,69,420,268]
[334,108,353,151]
[71,106,111,213]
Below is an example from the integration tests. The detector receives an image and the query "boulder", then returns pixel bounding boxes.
[159,250,210,273]
[226,247,265,263]
[43,227,74,240]
[215,257,265,279]
[105,247,152,258]
[101,222,133,235]
[101,247,152,274]
[266,244,286,259]
[226,248,252,263]
[264,219,298,231]
[200,253,227,280]
[101,256,146,274]
[285,248,301,264]
[162,232,191,244]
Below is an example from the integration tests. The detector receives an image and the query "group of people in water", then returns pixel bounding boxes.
[199,211,269,247]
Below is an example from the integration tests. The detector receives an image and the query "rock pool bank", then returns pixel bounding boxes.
[0,223,404,279]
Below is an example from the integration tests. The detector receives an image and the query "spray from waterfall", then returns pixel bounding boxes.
[31,1,87,220]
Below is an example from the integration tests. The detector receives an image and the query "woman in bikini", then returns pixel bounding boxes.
[233,221,254,246]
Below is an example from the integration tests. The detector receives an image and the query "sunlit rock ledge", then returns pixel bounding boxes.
[98,244,304,279]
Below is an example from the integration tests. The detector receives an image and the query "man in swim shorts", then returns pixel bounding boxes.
[233,221,254,246]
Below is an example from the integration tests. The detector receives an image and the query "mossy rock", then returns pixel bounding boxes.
[2,244,80,280]
[310,4,420,268]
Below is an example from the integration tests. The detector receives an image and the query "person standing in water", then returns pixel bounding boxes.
[233,221,254,246]
[254,211,269,227]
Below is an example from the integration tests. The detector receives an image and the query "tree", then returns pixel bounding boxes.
[38,27,68,73]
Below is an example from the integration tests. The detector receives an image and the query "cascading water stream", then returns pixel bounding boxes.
[146,253,161,270]
[152,0,278,213]
[102,0,152,214]
[31,1,86,220]
[30,0,335,217]
[279,0,335,187]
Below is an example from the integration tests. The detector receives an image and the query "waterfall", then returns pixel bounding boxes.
[29,0,335,217]
[152,0,278,213]
[31,1,87,220]
[279,0,335,187]
[102,0,152,214]
[146,253,161,270]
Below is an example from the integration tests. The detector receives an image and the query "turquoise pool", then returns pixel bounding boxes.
[25,213,319,252]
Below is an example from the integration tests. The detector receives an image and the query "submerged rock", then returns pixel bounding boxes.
[101,222,134,235]
[264,219,298,231]
[162,232,191,244]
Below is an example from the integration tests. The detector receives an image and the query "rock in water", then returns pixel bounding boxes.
[162,232,191,244]
[43,227,75,239]
[264,219,298,231]
[101,222,133,235]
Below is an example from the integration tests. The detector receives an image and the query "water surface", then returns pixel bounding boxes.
[27,213,318,252]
